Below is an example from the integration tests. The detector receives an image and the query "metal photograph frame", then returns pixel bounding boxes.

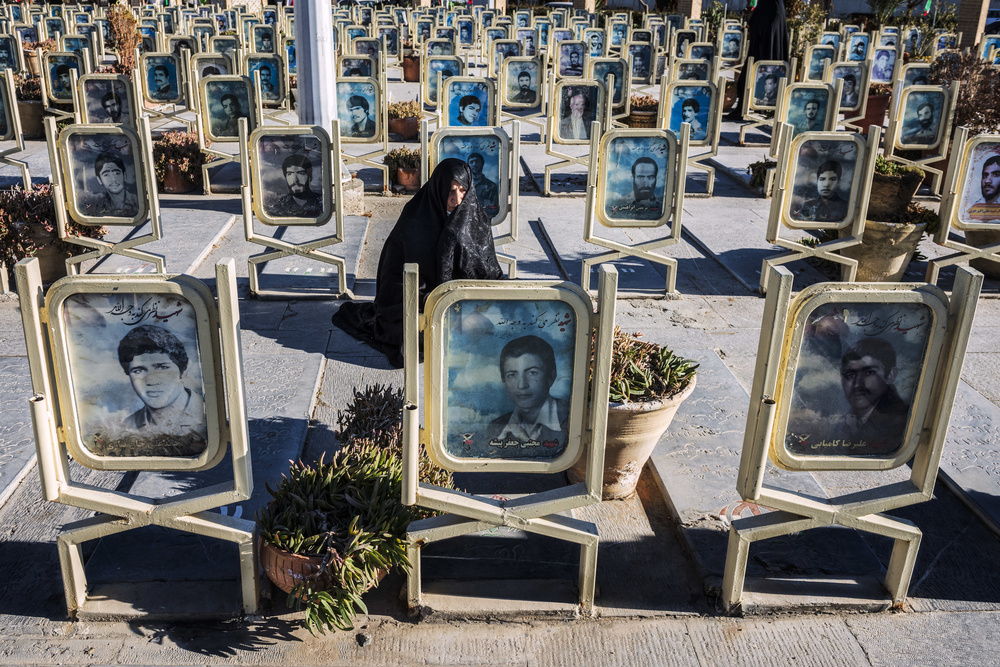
[250,126,333,226]
[78,73,135,128]
[596,128,677,228]
[199,75,256,143]
[431,126,511,224]
[59,124,148,227]
[140,52,184,105]
[442,76,496,128]
[552,80,603,145]
[781,132,866,230]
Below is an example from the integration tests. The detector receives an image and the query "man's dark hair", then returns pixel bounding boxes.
[518,70,531,80]
[202,66,221,76]
[282,153,312,175]
[917,101,934,116]
[221,92,240,107]
[101,91,121,106]
[94,151,125,178]
[843,74,857,86]
[632,156,658,178]
[153,64,169,77]
[841,337,897,374]
[348,94,370,113]
[468,152,484,165]
[499,335,556,377]
[983,155,1000,174]
[764,73,777,85]
[816,159,842,179]
[804,97,820,109]
[118,325,189,375]
[682,98,700,113]
[56,64,71,76]
[459,94,480,109]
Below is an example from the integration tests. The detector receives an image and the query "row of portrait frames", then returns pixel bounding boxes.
[596,128,678,228]
[441,77,496,129]
[199,75,257,143]
[249,126,334,227]
[44,275,226,471]
[431,127,510,224]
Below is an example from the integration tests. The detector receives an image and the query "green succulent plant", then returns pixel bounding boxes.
[606,327,698,404]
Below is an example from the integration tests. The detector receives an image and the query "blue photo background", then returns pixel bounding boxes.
[447,81,490,127]
[668,85,711,143]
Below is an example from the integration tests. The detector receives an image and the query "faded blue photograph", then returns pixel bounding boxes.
[145,55,180,102]
[436,133,504,219]
[337,80,378,139]
[668,84,711,143]
[447,80,490,127]
[603,135,671,223]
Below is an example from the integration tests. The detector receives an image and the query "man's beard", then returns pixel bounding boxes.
[984,183,999,201]
[289,183,306,194]
[635,186,653,200]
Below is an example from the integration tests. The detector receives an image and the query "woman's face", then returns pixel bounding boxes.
[446,179,467,213]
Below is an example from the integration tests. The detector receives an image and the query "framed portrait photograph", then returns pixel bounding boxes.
[878,32,898,47]
[900,63,931,88]
[14,25,39,46]
[337,78,381,142]
[557,40,586,78]
[674,29,697,57]
[211,35,238,57]
[625,42,653,83]
[457,19,475,46]
[377,27,399,56]
[902,28,922,54]
[341,55,374,78]
[673,58,711,81]
[584,28,605,58]
[46,278,224,471]
[804,44,835,81]
[665,82,714,145]
[720,30,743,61]
[60,125,146,226]
[608,22,628,48]
[870,47,897,84]
[443,77,494,128]
[433,128,509,223]
[44,17,65,38]
[534,18,550,45]
[514,10,531,28]
[246,53,284,107]
[750,61,786,110]
[783,134,864,229]
[435,26,457,43]
[819,31,841,50]
[79,74,134,128]
[424,55,463,106]
[167,36,197,56]
[553,80,602,145]
[782,84,832,138]
[552,28,574,47]
[630,28,653,43]
[424,284,592,473]
[241,17,260,42]
[191,53,231,81]
[597,129,676,228]
[590,57,628,107]
[44,52,82,103]
[770,285,948,471]
[250,127,332,226]
[954,137,1000,229]
[895,87,945,150]
[61,35,91,60]
[829,63,864,113]
[0,79,13,142]
[981,35,1000,60]
[515,28,538,57]
[491,39,521,76]
[686,42,716,61]
[344,25,366,45]
[503,57,541,109]
[847,32,869,61]
[199,75,255,143]
[284,39,296,74]
[415,19,434,43]
[0,35,23,80]
[138,26,157,54]
[425,37,454,57]
[141,53,183,105]
[251,24,276,53]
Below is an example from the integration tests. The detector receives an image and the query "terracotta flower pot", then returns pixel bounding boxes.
[626,109,658,128]
[867,169,924,220]
[568,376,696,500]
[23,51,40,77]
[161,163,197,194]
[402,55,420,82]
[17,100,44,139]
[839,219,927,282]
[14,221,72,285]
[860,93,890,136]
[395,166,420,191]
[388,116,420,141]
[259,539,388,597]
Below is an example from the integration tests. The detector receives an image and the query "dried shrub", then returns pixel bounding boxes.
[928,50,1000,136]
[0,184,107,269]
[106,5,140,73]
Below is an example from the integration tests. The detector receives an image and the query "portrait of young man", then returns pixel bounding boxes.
[468,152,499,217]
[254,64,278,101]
[722,36,740,58]
[755,72,778,107]
[609,156,662,220]
[793,159,850,222]
[872,49,895,82]
[347,94,376,137]
[86,151,139,218]
[966,155,1000,221]
[902,99,938,145]
[679,97,705,140]
[99,89,128,125]
[484,335,569,450]
[256,29,274,53]
[268,153,323,218]
[588,32,604,57]
[456,94,483,126]
[838,73,859,108]
[117,324,207,453]
[562,46,584,77]
[214,92,247,137]
[791,96,825,134]
[52,63,74,99]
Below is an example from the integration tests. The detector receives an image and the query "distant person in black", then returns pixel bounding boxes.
[731,0,789,118]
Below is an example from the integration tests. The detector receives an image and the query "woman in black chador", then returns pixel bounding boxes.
[731,0,789,118]
[332,159,503,367]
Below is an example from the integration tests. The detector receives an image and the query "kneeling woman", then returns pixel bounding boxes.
[333,158,504,367]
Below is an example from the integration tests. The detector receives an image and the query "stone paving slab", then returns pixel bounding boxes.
[0,357,36,508]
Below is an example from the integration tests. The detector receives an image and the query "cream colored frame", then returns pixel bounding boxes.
[441,76,496,128]
[825,59,871,131]
[554,39,588,79]
[15,257,258,618]
[670,57,711,82]
[59,124,148,227]
[769,284,948,470]
[427,125,513,227]
[624,40,654,85]
[249,125,333,227]
[500,56,543,109]
[584,126,689,295]
[489,39,522,79]
[771,81,839,159]
[77,72,138,128]
[421,55,464,108]
[663,76,726,196]
[543,79,606,196]
[722,264,982,612]
[803,43,835,81]
[402,263,619,616]
[739,57,797,147]
[719,29,745,65]
[198,74,258,143]
[885,81,959,195]
[595,128,678,229]
[244,52,285,109]
[890,85,949,153]
[422,282,592,473]
[760,127,878,293]
[552,79,604,146]
[42,50,84,105]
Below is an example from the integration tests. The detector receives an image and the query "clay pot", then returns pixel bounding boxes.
[568,376,696,500]
[23,50,40,77]
[160,163,197,194]
[388,116,420,141]
[401,55,420,82]
[963,229,1000,278]
[625,109,658,128]
[14,221,72,285]
[867,169,924,220]
[259,539,388,597]
[859,93,890,136]
[17,100,44,139]
[839,218,927,282]
[395,166,420,191]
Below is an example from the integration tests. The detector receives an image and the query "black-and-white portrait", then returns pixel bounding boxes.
[82,77,133,127]
[610,22,628,47]
[848,33,869,61]
[144,55,181,103]
[902,65,931,88]
[721,31,742,60]
[787,138,859,226]
[426,56,462,105]
[338,80,379,140]
[591,59,626,106]
[782,301,932,459]
[203,78,252,141]
[627,42,652,81]
[378,27,399,56]
[441,299,577,460]
[871,47,896,84]
[492,40,521,74]
[899,90,944,148]
[341,56,373,78]
[193,55,230,81]
[168,36,196,56]
[0,36,19,75]
[831,64,862,111]
[426,38,454,57]
[558,42,585,78]
[602,135,671,224]
[248,55,283,105]
[63,128,145,224]
[515,28,537,57]
[252,25,275,53]
[505,61,540,108]
[212,36,238,57]
[256,132,329,224]
[752,63,784,108]
[59,292,211,460]
[958,140,1000,226]
[556,84,598,143]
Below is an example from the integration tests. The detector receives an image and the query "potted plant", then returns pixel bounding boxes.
[0,184,108,286]
[835,157,934,281]
[568,327,698,500]
[626,93,658,128]
[401,39,419,82]
[383,146,421,192]
[13,73,44,139]
[746,157,777,197]
[21,38,56,77]
[387,99,421,141]
[106,4,140,73]
[860,83,892,137]
[257,385,456,635]
[152,131,212,193]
